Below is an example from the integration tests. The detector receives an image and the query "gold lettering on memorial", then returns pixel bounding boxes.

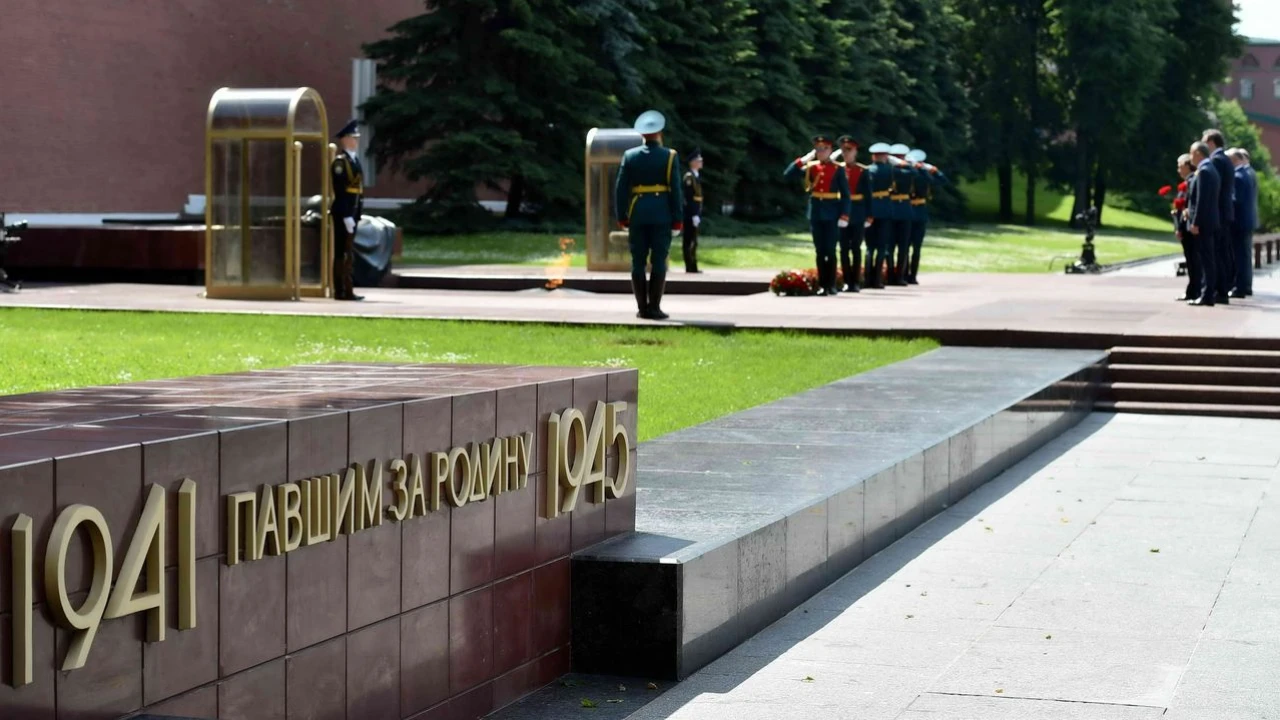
[10,513,33,687]
[277,483,304,553]
[46,505,112,671]
[177,478,197,630]
[104,484,166,643]
[334,467,358,536]
[254,484,282,558]
[547,402,631,517]
[358,460,384,531]
[407,454,428,518]
[388,458,410,522]
[226,491,256,565]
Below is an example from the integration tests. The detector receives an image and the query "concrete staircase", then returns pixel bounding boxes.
[1100,346,1280,419]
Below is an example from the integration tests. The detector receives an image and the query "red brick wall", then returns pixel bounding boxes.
[2,0,426,213]
[1220,41,1280,164]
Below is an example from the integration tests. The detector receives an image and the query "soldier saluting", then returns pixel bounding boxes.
[784,134,852,297]
[615,110,684,320]
[888,143,916,285]
[863,143,896,289]
[905,148,948,285]
[834,136,871,293]
[331,119,364,301]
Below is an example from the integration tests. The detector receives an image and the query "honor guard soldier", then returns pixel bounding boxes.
[888,143,915,285]
[615,110,684,320]
[331,119,364,301]
[863,143,896,289]
[785,134,852,296]
[682,148,705,273]
[905,148,948,285]
[835,136,871,292]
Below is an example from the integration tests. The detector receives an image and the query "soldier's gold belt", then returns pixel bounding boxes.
[871,191,891,198]
[693,196,704,202]
[632,185,670,194]
[811,192,841,200]
[911,199,927,206]
[891,194,909,201]
[851,194,865,201]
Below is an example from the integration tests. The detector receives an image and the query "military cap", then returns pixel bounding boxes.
[907,149,927,162]
[812,134,834,147]
[634,110,666,135]
[688,147,703,162]
[869,142,892,154]
[837,135,859,147]
[336,119,361,139]
[889,143,910,156]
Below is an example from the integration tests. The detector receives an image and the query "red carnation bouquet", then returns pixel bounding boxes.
[770,268,846,296]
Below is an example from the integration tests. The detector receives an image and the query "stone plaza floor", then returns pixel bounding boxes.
[2,267,1279,346]
[624,413,1280,720]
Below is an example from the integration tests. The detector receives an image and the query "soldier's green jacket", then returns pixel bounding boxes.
[865,161,895,220]
[910,166,950,223]
[615,141,684,226]
[890,161,917,222]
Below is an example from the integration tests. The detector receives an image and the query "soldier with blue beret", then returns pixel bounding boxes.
[784,134,852,296]
[615,110,684,320]
[862,143,896,289]
[905,148,948,285]
[331,119,364,301]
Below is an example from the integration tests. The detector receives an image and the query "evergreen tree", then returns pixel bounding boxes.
[362,0,638,230]
[622,0,757,217]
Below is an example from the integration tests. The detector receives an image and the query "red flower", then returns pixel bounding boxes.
[1158,185,1173,197]
[1177,181,1187,193]
[1174,197,1187,210]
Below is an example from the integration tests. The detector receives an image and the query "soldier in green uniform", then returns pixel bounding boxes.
[905,148,949,285]
[888,143,916,286]
[863,143,896,290]
[784,134,852,296]
[681,148,704,273]
[615,110,684,320]
[835,136,871,292]
[331,119,364,301]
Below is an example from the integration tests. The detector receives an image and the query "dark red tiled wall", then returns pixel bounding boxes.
[0,362,639,720]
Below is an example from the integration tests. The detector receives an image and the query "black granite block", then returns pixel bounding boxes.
[571,560,679,680]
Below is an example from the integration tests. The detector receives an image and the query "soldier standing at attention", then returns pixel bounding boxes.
[615,110,684,320]
[888,143,916,285]
[863,143,896,289]
[785,134,852,296]
[905,148,948,285]
[331,119,364,301]
[835,136,871,292]
[681,149,704,273]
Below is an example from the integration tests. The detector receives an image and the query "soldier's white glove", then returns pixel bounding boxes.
[864,219,873,228]
[838,219,850,229]
[344,217,356,233]
[802,149,817,163]
[693,215,701,228]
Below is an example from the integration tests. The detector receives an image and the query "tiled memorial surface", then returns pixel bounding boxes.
[0,362,638,720]
[572,348,1103,680]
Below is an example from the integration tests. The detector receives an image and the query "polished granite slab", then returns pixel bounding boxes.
[572,347,1103,680]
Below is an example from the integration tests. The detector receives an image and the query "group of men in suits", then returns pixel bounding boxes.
[1177,128,1259,307]
[784,135,948,297]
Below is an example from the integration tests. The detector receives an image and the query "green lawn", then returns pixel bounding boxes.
[0,309,934,441]
[959,173,1172,234]
[401,223,1178,274]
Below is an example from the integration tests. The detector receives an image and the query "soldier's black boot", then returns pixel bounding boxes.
[632,274,651,319]
[647,271,669,320]
[908,249,922,285]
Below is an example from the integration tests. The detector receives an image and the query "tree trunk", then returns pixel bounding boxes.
[997,158,1014,223]
[505,174,526,220]
[1093,164,1107,227]
[1071,136,1091,228]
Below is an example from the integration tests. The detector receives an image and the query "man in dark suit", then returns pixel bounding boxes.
[1229,148,1258,298]
[331,119,364,301]
[1202,129,1236,303]
[1186,142,1220,307]
[1171,154,1199,302]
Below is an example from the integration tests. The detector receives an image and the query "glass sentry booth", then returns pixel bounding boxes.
[205,88,334,299]
[584,128,644,272]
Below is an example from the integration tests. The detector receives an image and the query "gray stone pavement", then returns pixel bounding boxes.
[624,413,1280,720]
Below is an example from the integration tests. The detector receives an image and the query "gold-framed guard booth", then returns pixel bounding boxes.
[585,128,643,271]
[205,87,334,299]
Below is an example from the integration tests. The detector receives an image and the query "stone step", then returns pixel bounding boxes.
[1096,400,1280,420]
[1106,364,1280,387]
[1109,346,1280,368]
[1101,382,1280,407]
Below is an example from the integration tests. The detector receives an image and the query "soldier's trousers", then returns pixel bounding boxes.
[890,218,911,282]
[864,219,888,286]
[908,220,926,282]
[811,219,840,291]
[839,222,865,288]
[331,214,355,298]
[682,218,699,272]
[1215,226,1235,298]
[629,223,672,277]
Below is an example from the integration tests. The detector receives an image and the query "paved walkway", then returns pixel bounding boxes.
[2,268,1280,345]
[625,413,1280,720]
